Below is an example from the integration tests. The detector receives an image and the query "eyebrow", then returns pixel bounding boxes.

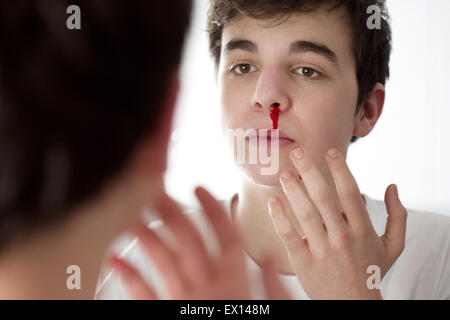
[224,38,338,65]
[289,40,338,65]
[224,39,257,53]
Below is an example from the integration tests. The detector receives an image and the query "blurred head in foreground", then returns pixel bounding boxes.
[0,0,192,252]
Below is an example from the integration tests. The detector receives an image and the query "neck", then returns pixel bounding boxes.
[232,175,301,275]
[0,173,155,299]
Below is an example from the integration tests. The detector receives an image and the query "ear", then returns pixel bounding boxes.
[133,72,180,178]
[353,83,385,139]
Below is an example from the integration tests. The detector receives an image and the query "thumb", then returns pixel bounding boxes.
[381,184,408,260]
[261,255,291,300]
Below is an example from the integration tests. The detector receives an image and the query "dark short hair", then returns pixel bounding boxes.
[207,0,392,143]
[0,0,192,248]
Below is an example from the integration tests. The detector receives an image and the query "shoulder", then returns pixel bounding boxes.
[364,193,450,244]
[364,194,450,299]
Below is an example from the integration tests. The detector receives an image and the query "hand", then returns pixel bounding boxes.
[109,187,290,300]
[268,147,408,300]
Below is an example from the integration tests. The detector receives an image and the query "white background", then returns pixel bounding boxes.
[165,0,450,217]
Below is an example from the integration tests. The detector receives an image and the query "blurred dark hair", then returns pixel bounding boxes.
[0,0,192,248]
[207,0,392,143]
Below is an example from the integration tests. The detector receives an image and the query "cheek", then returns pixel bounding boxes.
[220,85,237,129]
[299,93,355,150]
[220,80,253,129]
[300,69,358,138]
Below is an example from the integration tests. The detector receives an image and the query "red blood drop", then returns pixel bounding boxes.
[270,107,281,129]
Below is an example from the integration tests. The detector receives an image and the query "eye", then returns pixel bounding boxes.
[295,67,322,79]
[231,63,257,75]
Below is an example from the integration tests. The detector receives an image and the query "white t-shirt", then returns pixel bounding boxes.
[95,193,450,300]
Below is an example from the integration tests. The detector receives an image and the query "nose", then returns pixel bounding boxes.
[251,67,291,114]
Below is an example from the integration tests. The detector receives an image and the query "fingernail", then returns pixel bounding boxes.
[291,147,305,159]
[393,184,398,198]
[393,184,400,203]
[280,171,292,181]
[327,148,339,159]
[269,197,279,206]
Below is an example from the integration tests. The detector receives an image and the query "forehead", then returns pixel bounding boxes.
[221,6,355,65]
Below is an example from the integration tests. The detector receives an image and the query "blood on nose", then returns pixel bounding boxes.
[270,103,281,129]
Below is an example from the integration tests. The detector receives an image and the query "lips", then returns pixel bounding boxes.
[245,128,294,142]
[244,128,295,148]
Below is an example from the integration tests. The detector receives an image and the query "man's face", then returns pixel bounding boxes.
[218,6,360,186]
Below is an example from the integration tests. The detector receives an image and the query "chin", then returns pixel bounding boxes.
[229,138,301,186]
[245,170,281,187]
[238,163,286,187]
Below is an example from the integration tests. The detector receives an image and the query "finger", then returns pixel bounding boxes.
[261,255,291,300]
[325,148,375,232]
[268,196,311,269]
[133,222,190,295]
[153,192,216,286]
[381,184,407,260]
[289,147,348,240]
[194,186,244,258]
[108,256,158,300]
[279,170,328,253]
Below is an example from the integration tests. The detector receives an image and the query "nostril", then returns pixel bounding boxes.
[272,103,280,108]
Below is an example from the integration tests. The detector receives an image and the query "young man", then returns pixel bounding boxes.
[98,0,450,300]
[0,0,286,300]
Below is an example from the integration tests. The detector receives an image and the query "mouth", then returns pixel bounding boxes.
[245,128,295,147]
